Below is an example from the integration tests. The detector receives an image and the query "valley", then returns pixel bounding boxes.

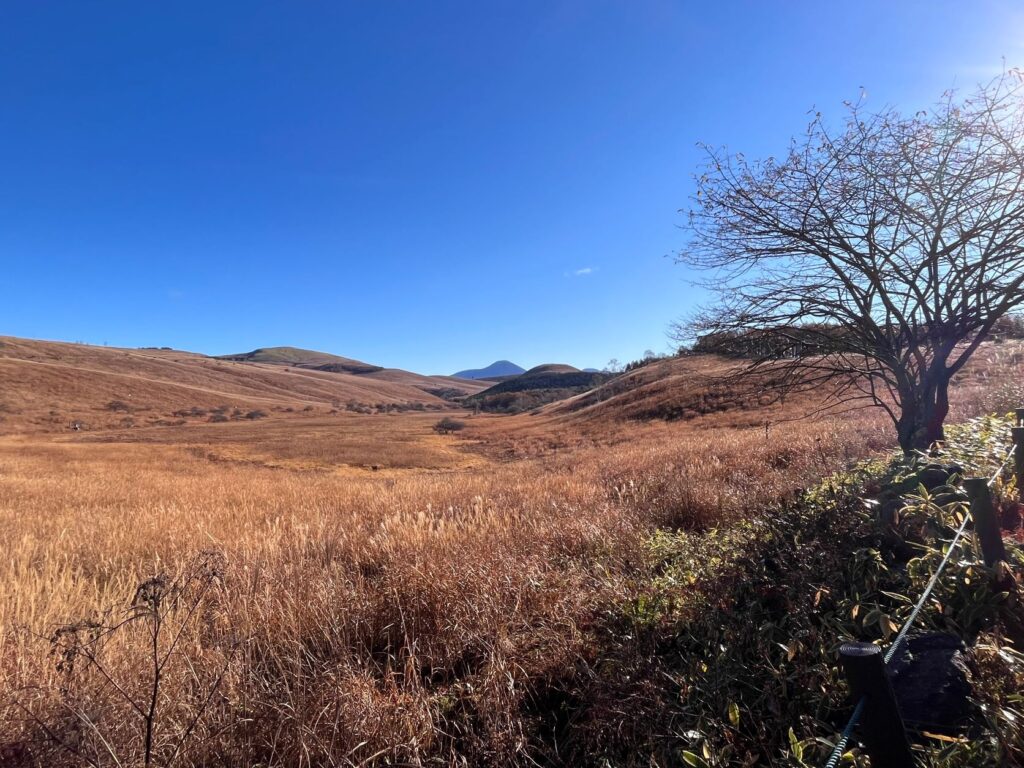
[2,335,1023,765]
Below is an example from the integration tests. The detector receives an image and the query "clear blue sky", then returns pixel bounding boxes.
[1,2,1021,374]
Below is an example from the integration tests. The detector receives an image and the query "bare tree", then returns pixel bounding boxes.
[677,71,1024,453]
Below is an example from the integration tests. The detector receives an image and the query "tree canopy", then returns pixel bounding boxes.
[679,72,1024,452]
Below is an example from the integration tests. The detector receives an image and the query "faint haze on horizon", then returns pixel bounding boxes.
[1,1,1022,374]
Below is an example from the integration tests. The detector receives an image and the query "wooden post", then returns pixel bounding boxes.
[1013,425,1024,504]
[964,477,1007,567]
[839,643,914,767]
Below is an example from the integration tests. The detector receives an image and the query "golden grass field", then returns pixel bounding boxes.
[1,337,1022,766]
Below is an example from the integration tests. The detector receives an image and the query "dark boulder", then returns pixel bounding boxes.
[887,632,972,736]
[913,463,965,492]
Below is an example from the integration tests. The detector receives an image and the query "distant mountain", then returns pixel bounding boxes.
[453,360,526,380]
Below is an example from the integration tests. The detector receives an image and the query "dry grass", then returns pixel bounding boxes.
[75,413,487,472]
[0,403,889,766]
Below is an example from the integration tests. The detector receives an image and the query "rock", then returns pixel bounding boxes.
[887,632,972,735]
[914,463,964,491]
[879,497,904,526]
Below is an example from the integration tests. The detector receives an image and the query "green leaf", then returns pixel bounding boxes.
[879,590,912,603]
[728,700,740,727]
[788,727,803,760]
[681,750,710,768]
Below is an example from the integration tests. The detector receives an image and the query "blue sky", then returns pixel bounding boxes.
[1,2,1022,374]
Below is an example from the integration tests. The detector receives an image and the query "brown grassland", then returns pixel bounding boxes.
[1,338,1023,766]
[0,337,487,435]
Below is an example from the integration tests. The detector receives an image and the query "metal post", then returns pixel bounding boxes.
[1015,407,1024,427]
[964,477,1008,567]
[839,643,914,767]
[1013,425,1024,504]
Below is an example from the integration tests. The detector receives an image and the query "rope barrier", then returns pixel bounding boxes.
[823,697,865,768]
[883,510,971,665]
[989,445,1016,487]
[822,440,1016,767]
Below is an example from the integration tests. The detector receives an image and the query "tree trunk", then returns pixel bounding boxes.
[896,377,950,454]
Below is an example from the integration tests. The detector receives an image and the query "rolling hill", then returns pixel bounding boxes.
[218,346,481,397]
[0,337,486,434]
[217,346,384,374]
[538,341,1024,427]
[465,364,610,413]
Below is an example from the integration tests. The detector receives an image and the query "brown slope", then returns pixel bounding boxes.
[216,346,384,374]
[537,354,745,423]
[215,346,488,394]
[541,340,1024,427]
[0,337,481,434]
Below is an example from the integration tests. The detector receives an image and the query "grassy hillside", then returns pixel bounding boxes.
[544,341,1024,427]
[219,345,486,398]
[0,336,485,433]
[458,341,1024,465]
[217,346,385,374]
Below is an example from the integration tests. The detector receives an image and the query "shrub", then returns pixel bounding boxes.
[433,417,465,434]
[424,387,466,402]
[245,410,268,420]
[106,400,131,412]
[173,406,208,418]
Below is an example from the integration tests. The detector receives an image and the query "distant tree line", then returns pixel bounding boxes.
[692,314,1024,360]
[622,350,671,372]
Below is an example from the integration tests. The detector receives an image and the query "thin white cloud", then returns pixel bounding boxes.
[573,266,595,276]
